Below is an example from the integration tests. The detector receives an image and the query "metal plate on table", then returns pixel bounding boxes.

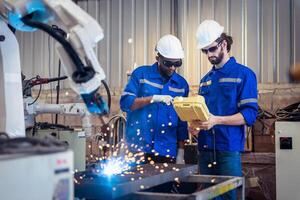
[75,164,197,199]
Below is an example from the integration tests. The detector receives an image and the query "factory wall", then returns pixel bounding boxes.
[177,0,300,84]
[17,0,300,91]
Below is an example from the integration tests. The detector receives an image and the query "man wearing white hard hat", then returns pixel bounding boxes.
[120,35,189,164]
[190,20,258,200]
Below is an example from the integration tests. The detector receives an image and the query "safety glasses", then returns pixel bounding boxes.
[201,40,223,54]
[162,60,182,68]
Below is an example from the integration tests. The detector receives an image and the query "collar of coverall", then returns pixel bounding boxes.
[212,56,236,75]
[149,62,181,84]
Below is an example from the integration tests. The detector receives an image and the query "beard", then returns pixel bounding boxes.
[208,49,224,65]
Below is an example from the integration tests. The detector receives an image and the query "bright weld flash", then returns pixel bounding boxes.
[102,157,131,176]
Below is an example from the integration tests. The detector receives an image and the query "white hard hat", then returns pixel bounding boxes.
[196,20,224,49]
[155,34,184,59]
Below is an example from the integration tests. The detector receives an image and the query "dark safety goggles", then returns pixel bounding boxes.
[201,40,223,54]
[162,60,182,68]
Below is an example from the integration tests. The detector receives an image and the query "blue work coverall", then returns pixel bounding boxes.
[197,57,258,200]
[120,63,189,158]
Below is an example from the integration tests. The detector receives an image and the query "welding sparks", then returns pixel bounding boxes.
[101,157,131,176]
[94,144,147,177]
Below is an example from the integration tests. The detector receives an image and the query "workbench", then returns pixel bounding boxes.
[75,164,244,199]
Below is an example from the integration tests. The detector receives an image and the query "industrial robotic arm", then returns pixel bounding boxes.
[24,98,93,137]
[2,0,109,113]
[0,0,109,137]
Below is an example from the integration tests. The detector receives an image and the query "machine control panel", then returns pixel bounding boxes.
[280,137,293,149]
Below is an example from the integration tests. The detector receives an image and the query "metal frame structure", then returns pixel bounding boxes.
[75,164,197,199]
[75,164,245,200]
[134,174,245,200]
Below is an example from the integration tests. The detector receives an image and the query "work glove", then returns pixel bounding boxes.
[151,95,173,105]
[176,148,185,164]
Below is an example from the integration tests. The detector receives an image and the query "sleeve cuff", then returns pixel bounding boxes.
[120,95,136,112]
[240,108,257,126]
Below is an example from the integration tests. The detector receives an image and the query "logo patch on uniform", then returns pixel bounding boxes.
[200,80,212,87]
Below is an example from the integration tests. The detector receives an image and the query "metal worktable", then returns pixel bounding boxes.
[74,164,244,200]
[134,174,245,200]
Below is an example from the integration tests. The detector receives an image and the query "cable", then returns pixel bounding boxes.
[22,16,111,116]
[55,60,62,125]
[28,84,42,105]
[23,75,39,95]
[22,16,97,84]
[107,114,127,124]
[22,17,85,73]
[101,80,111,110]
[91,114,126,158]
[107,114,126,156]
[257,106,275,119]
[255,107,276,136]
[48,34,54,123]
[212,129,217,166]
[275,101,300,121]
[22,16,110,114]
[51,25,67,124]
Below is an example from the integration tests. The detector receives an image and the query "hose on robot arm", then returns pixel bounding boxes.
[21,16,111,113]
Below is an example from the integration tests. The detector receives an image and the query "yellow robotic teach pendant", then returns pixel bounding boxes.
[173,95,210,122]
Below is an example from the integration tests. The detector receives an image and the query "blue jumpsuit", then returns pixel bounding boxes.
[120,63,189,158]
[198,57,258,200]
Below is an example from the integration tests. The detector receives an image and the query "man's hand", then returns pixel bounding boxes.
[188,125,200,135]
[189,113,246,135]
[151,95,173,105]
[176,148,185,164]
[189,114,219,133]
